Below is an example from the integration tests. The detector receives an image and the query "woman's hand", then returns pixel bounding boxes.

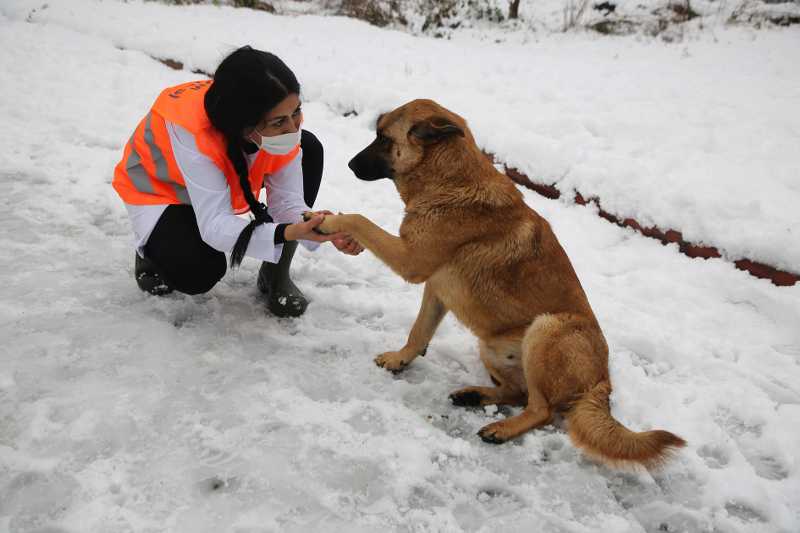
[285,214,348,243]
[303,210,364,256]
[333,235,364,256]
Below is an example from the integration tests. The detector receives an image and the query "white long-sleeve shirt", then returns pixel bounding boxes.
[124,121,318,263]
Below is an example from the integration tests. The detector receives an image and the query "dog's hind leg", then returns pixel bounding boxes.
[477,313,608,444]
[477,326,552,443]
[477,386,552,443]
[375,283,446,373]
[449,337,527,408]
[449,385,526,407]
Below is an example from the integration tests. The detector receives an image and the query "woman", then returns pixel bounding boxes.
[112,46,361,317]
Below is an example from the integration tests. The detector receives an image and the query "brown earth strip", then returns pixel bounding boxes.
[498,156,798,287]
[154,57,211,77]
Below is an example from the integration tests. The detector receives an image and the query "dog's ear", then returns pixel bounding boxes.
[409,117,464,145]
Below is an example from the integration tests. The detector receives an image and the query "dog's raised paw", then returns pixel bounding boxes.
[449,389,484,407]
[302,211,329,235]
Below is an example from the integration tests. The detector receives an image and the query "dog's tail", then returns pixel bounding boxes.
[565,381,685,469]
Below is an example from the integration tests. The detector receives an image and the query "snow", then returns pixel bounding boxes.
[242,0,800,37]
[0,1,799,532]
[4,0,799,271]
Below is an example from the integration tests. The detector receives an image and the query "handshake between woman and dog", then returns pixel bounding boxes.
[314,99,685,469]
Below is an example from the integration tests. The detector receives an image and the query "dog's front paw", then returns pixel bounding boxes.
[316,215,338,235]
[478,421,513,444]
[319,213,353,235]
[375,351,412,373]
[303,211,343,235]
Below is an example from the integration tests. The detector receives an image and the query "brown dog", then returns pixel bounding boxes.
[318,99,685,468]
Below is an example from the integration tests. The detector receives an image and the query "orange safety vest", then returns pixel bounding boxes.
[112,80,300,214]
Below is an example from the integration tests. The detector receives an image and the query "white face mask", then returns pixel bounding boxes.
[253,128,301,155]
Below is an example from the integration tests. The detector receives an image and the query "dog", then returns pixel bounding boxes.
[317,99,685,468]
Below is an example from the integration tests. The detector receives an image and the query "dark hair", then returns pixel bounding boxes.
[204,45,300,267]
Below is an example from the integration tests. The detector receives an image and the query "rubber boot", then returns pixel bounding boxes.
[257,241,308,317]
[135,252,173,296]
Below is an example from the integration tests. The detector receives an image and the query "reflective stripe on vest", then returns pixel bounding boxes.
[112,80,300,214]
[123,112,191,204]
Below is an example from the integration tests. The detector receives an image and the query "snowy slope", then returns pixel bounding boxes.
[1,2,799,532]
[250,0,800,36]
[3,0,799,273]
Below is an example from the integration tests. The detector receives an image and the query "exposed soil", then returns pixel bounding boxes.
[496,156,798,287]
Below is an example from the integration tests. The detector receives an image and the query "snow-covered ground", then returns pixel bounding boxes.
[244,0,800,37]
[4,0,800,271]
[0,1,799,532]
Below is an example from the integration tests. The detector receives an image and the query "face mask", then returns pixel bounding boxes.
[254,128,301,155]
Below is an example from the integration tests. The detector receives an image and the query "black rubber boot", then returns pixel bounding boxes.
[135,253,173,296]
[257,241,308,317]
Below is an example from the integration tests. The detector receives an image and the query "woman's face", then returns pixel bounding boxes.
[249,93,302,141]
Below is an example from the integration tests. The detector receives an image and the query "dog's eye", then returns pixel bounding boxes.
[376,133,392,145]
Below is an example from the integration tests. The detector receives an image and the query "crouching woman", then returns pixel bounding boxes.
[112,46,361,317]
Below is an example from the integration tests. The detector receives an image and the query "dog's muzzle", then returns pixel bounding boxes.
[348,149,394,181]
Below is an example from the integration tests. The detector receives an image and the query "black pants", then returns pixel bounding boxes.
[143,130,323,295]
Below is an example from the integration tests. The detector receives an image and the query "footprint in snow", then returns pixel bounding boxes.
[196,476,240,495]
[725,501,768,524]
[697,444,730,469]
